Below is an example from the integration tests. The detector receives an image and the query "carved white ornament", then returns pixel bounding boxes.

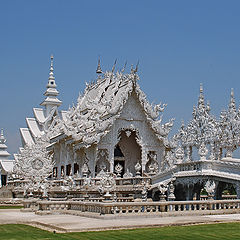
[115,163,123,177]
[125,130,132,138]
[14,138,54,181]
[98,171,116,196]
[205,180,216,195]
[135,162,142,175]
[175,145,184,163]
[158,182,168,195]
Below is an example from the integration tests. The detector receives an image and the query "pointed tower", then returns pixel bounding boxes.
[96,58,103,74]
[198,83,205,108]
[229,88,236,113]
[0,129,10,160]
[40,55,62,116]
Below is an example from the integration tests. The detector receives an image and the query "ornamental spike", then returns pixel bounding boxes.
[49,54,55,82]
[121,61,127,73]
[111,59,117,73]
[198,83,205,107]
[96,57,103,74]
[229,88,236,112]
[0,128,5,144]
[134,60,139,73]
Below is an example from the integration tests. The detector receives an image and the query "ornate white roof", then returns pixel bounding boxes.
[49,67,174,148]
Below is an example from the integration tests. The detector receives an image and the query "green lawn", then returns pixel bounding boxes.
[0,205,23,209]
[0,223,240,240]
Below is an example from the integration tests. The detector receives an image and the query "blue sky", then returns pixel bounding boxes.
[1,0,240,155]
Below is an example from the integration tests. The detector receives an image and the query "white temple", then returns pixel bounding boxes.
[46,60,174,179]
[0,129,14,187]
[4,56,240,203]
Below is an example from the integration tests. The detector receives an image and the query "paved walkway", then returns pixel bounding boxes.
[0,209,240,232]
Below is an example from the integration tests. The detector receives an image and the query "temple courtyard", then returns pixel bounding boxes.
[0,218,240,240]
[0,209,239,233]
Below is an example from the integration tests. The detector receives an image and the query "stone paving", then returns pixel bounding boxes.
[0,209,239,233]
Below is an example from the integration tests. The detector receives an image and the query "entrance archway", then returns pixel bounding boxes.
[114,130,142,176]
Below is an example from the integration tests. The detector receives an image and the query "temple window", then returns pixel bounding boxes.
[74,163,79,174]
[66,164,71,176]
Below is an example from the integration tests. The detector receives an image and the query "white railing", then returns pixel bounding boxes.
[32,199,240,215]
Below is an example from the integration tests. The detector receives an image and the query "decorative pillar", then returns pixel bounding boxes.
[175,145,184,164]
[109,148,114,173]
[185,145,192,162]
[209,142,215,160]
[141,146,147,172]
[198,143,208,161]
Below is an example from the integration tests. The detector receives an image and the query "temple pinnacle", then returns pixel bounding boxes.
[198,83,204,107]
[48,54,55,83]
[96,58,102,74]
[0,128,6,144]
[40,55,62,115]
[229,88,236,112]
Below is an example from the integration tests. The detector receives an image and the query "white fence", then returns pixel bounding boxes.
[24,199,240,216]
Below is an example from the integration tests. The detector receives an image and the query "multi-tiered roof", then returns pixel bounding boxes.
[19,56,67,147]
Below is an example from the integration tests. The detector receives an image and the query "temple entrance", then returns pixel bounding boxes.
[1,175,7,186]
[114,130,142,176]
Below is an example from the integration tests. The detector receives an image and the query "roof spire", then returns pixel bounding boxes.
[198,83,205,107]
[229,88,236,113]
[96,57,103,74]
[0,128,5,144]
[40,55,62,116]
[47,54,56,88]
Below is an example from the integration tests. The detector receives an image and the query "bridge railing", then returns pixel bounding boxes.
[33,199,240,215]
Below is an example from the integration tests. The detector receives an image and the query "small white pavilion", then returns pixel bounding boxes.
[0,129,14,187]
